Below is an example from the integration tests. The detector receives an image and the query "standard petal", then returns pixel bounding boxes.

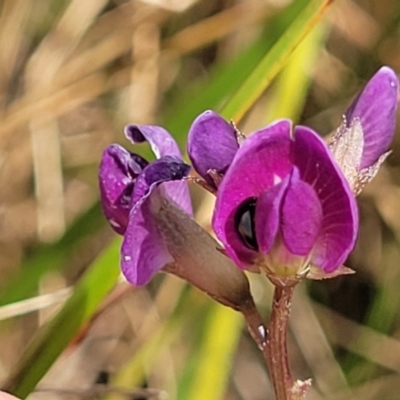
[132,156,191,204]
[213,120,292,268]
[99,144,147,234]
[125,124,182,159]
[121,183,174,286]
[345,66,399,169]
[187,110,239,186]
[293,126,358,272]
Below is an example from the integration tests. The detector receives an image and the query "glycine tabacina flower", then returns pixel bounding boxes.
[99,123,257,311]
[188,67,398,279]
[99,124,192,285]
[213,120,359,278]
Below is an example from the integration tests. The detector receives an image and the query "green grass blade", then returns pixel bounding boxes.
[104,284,199,400]
[265,24,326,123]
[180,304,243,400]
[2,238,121,399]
[0,202,106,306]
[220,0,333,122]
[162,0,312,137]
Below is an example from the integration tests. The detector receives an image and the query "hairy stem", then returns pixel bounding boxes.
[265,286,294,400]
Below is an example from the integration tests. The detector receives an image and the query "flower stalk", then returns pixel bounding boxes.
[266,285,294,400]
[264,283,311,400]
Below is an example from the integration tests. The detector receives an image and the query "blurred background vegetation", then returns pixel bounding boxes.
[0,0,400,399]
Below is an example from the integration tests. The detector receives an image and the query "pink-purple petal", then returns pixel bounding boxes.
[187,110,239,186]
[213,120,292,267]
[293,126,358,272]
[125,124,182,159]
[213,120,292,227]
[345,66,399,169]
[280,169,322,255]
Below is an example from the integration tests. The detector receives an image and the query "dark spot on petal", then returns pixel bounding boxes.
[143,155,191,186]
[129,153,149,175]
[107,145,148,179]
[235,197,258,250]
[125,124,146,144]
[120,183,134,207]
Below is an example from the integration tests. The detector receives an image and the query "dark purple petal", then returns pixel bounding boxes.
[213,120,292,268]
[293,126,358,272]
[125,124,182,159]
[255,174,290,254]
[121,182,174,285]
[99,144,148,234]
[132,156,191,204]
[187,110,239,186]
[345,66,399,169]
[280,168,322,255]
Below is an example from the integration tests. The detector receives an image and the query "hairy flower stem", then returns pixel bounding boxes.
[265,285,295,400]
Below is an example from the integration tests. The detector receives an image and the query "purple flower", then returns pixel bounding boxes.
[99,124,255,311]
[99,124,192,285]
[211,120,359,277]
[188,110,240,188]
[330,66,399,194]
